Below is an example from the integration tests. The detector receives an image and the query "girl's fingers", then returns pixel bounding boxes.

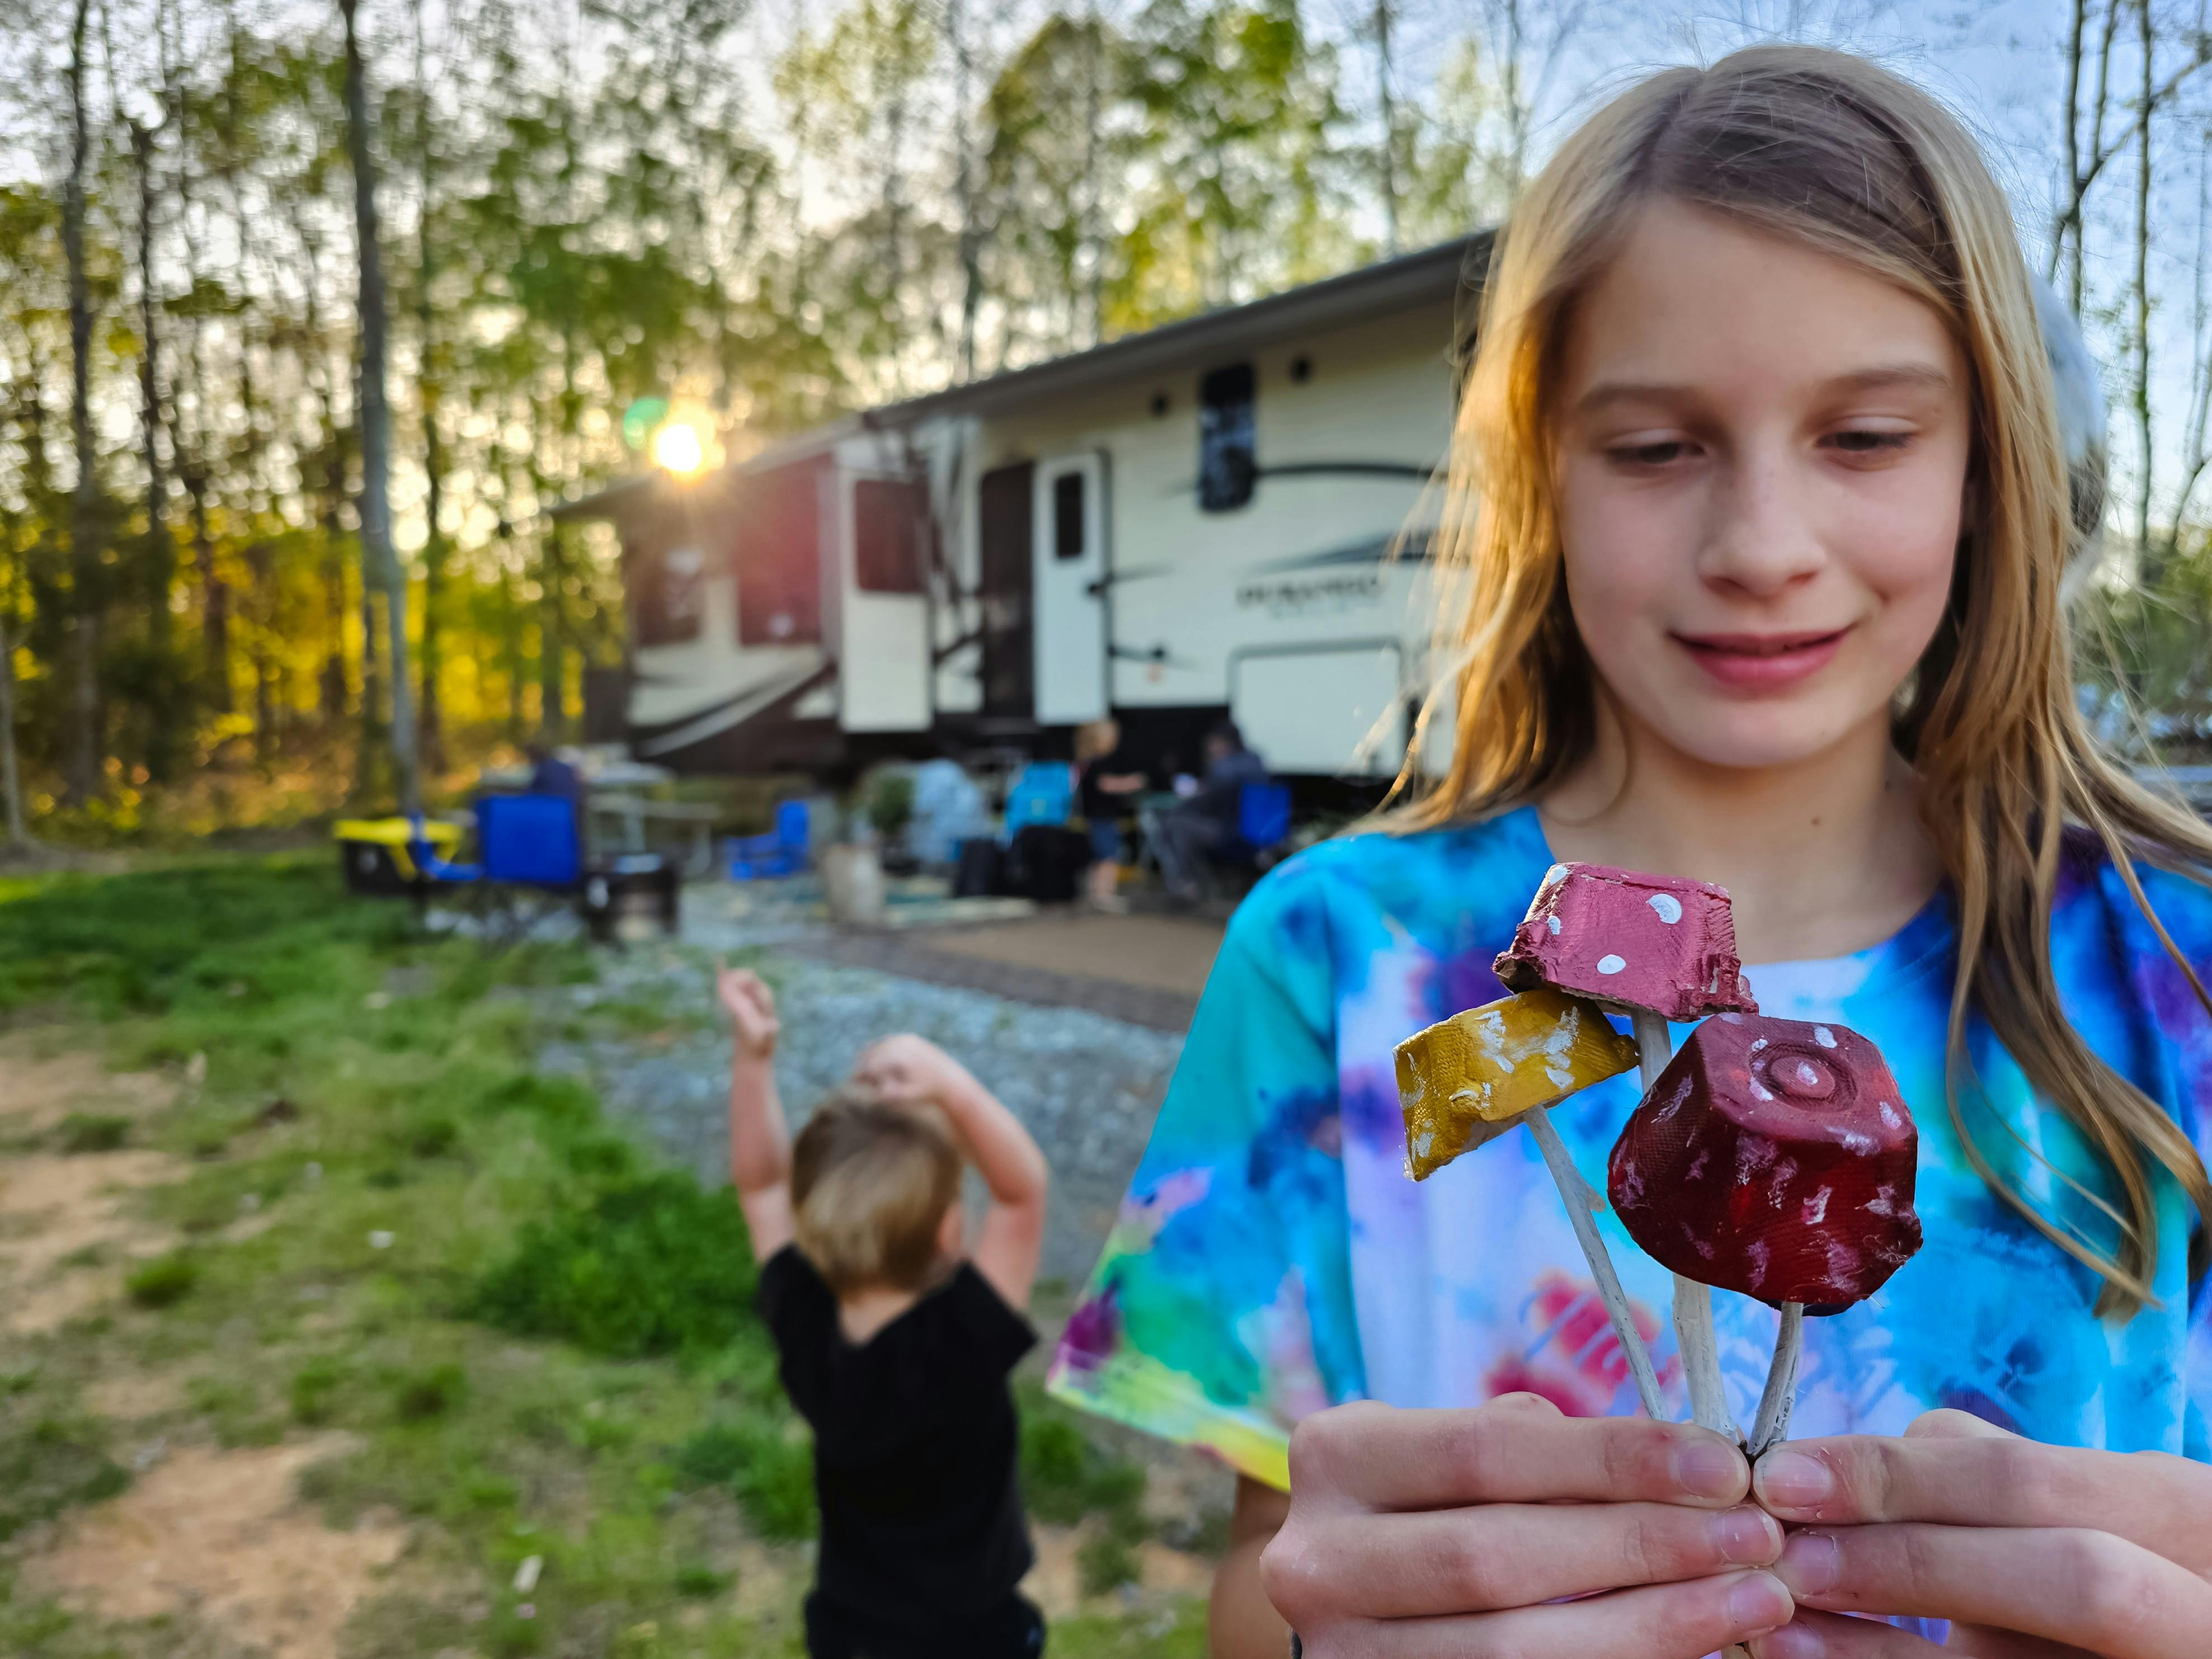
[1287,1399,1752,1513]
[1263,1500,1780,1619]
[1747,1610,1949,1658]
[1752,1430,2212,1568]
[1294,1568,1792,1659]
[1771,1524,2212,1659]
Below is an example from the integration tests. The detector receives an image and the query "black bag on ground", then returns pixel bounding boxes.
[1003,826,1086,903]
[954,836,1005,899]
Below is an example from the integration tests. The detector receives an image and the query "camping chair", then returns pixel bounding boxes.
[410,792,678,947]
[1197,780,1294,898]
[1002,762,1075,837]
[725,798,812,880]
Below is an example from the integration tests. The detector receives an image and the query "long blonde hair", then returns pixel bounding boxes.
[1400,45,2212,1315]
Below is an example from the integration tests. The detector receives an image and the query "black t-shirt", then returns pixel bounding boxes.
[757,1246,1037,1628]
[1079,748,1147,823]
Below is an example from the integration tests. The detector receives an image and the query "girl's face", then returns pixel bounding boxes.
[1553,201,1972,773]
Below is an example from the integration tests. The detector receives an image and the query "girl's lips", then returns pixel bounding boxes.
[1672,628,1848,690]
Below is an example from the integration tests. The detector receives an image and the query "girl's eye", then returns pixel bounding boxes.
[1607,440,1691,468]
[1826,429,1913,456]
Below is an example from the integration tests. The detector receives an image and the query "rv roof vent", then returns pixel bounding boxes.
[1290,355,1312,384]
[1150,392,1170,417]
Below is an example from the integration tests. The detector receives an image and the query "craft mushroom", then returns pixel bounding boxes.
[1608,1012,1923,1453]
[1493,862,1759,1437]
[1396,985,1666,1418]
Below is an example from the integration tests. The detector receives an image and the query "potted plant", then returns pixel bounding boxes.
[865,772,919,877]
[818,793,886,926]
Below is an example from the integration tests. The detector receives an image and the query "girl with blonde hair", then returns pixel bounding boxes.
[1048,44,2212,1658]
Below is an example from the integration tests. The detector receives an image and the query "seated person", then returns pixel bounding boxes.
[1150,720,1268,902]
[1075,718,1149,912]
[717,964,1049,1659]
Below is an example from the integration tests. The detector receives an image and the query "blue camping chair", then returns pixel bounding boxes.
[1003,762,1075,837]
[410,791,677,946]
[1234,781,1293,855]
[726,798,812,880]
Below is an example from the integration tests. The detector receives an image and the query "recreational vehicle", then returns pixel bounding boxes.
[557,232,1491,783]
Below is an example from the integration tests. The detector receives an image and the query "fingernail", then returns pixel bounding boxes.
[1712,1506,1780,1564]
[1751,1624,1823,1659]
[1676,1438,1747,1499]
[1754,1449,1834,1510]
[1724,1571,1792,1633]
[1777,1530,1840,1595]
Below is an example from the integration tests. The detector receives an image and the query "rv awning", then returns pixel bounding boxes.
[863,231,1493,427]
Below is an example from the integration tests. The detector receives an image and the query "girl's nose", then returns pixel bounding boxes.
[1697,447,1827,597]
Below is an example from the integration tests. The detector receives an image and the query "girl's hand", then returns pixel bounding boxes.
[1260,1393,1795,1657]
[851,1034,973,1107]
[716,962,779,1062]
[1748,1408,2212,1658]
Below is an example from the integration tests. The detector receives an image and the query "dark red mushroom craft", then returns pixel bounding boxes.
[1607,1011,1924,1452]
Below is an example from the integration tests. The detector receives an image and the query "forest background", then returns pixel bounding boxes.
[3,0,2212,845]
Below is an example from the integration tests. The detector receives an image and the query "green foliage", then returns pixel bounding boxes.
[674,1418,816,1541]
[1018,1385,1146,1525]
[0,1394,129,1544]
[1077,1516,1145,1597]
[464,1173,760,1359]
[123,1253,198,1309]
[290,1358,346,1426]
[864,771,915,838]
[394,1364,468,1424]
[56,1113,130,1153]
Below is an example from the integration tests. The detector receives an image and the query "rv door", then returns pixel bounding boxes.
[1032,451,1109,725]
[836,469,933,733]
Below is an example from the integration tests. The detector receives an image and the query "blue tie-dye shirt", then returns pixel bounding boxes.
[1047,806,2212,1493]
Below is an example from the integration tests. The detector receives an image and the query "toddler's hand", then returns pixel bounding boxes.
[851,1034,973,1107]
[716,962,779,1062]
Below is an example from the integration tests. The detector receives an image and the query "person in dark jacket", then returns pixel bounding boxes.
[1150,721,1267,901]
[716,963,1049,1659]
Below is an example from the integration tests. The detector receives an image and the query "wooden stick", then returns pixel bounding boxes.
[1629,1009,1738,1441]
[1523,1107,1667,1420]
[1749,1302,1804,1458]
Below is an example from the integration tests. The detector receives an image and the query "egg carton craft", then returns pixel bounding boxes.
[1396,862,1923,1459]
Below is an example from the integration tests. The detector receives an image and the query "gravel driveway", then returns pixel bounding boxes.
[538,925,1185,1289]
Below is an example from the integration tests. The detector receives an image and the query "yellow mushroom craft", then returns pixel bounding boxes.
[1395,984,1665,1419]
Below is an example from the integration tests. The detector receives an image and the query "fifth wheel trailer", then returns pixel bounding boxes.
[559,232,1490,783]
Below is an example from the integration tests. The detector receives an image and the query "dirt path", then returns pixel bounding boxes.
[0,1035,415,1658]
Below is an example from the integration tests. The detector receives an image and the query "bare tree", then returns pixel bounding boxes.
[62,0,104,807]
[340,0,419,816]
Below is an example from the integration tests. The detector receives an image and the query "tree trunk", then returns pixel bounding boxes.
[539,521,565,738]
[415,0,446,772]
[0,613,26,845]
[133,117,180,783]
[1375,0,1400,254]
[342,0,420,816]
[949,0,981,381]
[2133,0,2154,576]
[63,0,103,807]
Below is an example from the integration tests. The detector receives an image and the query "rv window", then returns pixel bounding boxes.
[1052,472,1086,560]
[1199,362,1256,511]
[735,459,824,647]
[634,543,705,647]
[854,478,927,595]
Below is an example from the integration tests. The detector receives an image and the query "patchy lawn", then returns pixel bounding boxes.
[0,855,1211,1656]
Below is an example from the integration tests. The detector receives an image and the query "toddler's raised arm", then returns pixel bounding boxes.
[717,963,793,1261]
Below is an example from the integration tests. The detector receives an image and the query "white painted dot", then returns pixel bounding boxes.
[1546,914,1561,935]
[1596,953,1627,975]
[1542,863,1568,888]
[1813,1025,1838,1049]
[1648,892,1683,924]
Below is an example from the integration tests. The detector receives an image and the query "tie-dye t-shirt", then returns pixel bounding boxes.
[1046,805,2212,1492]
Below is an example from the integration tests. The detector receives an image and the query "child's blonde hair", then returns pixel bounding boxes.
[791,1093,962,1297]
[1402,44,2212,1314]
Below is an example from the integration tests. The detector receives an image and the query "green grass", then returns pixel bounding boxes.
[0,854,1206,1655]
